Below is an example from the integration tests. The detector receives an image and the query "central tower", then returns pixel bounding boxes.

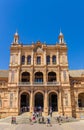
[7,31,72,117]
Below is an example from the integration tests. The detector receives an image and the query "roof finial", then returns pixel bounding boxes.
[15,29,18,36]
[59,28,63,36]
[60,27,61,33]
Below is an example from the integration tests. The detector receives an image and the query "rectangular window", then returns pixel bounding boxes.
[37,56,41,64]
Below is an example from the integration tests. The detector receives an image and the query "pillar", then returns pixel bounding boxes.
[17,69,20,84]
[58,91,62,114]
[25,53,27,65]
[57,50,59,65]
[31,51,34,65]
[44,71,47,84]
[18,50,21,65]
[44,50,46,65]
[30,90,34,114]
[44,90,48,116]
[75,92,80,118]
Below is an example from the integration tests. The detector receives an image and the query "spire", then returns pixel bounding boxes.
[13,30,19,44]
[58,30,64,44]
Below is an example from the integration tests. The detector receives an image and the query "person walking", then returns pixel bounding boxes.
[46,115,52,127]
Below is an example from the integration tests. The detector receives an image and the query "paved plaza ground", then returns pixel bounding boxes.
[0,120,84,130]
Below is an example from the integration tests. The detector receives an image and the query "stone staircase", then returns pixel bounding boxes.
[0,112,79,124]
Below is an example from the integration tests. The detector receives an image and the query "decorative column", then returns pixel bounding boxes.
[25,53,27,65]
[58,90,62,115]
[44,90,48,116]
[30,71,33,85]
[68,90,71,107]
[18,50,21,65]
[19,92,21,114]
[44,71,47,85]
[57,68,60,83]
[62,89,72,117]
[74,90,80,118]
[60,89,65,116]
[17,69,20,84]
[30,90,34,114]
[31,51,34,85]
[57,50,59,65]
[44,50,46,65]
[50,54,52,65]
[31,50,34,65]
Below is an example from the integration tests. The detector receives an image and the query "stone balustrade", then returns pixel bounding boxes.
[18,81,60,86]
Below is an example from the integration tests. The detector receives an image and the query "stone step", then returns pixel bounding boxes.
[0,112,78,124]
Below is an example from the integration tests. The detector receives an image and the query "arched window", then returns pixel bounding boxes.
[35,72,43,82]
[21,72,30,82]
[37,56,41,64]
[27,55,31,65]
[46,55,50,65]
[21,55,25,65]
[48,72,56,82]
[52,55,56,64]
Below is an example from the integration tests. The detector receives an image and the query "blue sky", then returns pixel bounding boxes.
[0,0,83,70]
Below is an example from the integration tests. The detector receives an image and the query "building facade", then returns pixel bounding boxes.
[0,32,84,118]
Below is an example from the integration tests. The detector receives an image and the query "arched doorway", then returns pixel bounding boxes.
[78,93,84,107]
[20,92,30,113]
[21,72,30,82]
[49,92,58,111]
[34,72,43,82]
[34,92,43,111]
[48,72,56,82]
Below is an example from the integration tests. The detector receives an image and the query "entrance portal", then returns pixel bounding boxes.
[20,92,29,112]
[35,92,43,111]
[49,92,58,111]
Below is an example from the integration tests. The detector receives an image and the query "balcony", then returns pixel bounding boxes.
[18,81,60,86]
[18,82,30,86]
[47,82,60,86]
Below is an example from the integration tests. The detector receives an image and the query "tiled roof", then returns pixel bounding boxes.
[0,70,9,78]
[69,70,84,77]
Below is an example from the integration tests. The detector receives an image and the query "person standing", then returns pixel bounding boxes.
[49,107,52,117]
[46,115,52,127]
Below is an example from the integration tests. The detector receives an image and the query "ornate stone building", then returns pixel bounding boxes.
[0,32,84,118]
